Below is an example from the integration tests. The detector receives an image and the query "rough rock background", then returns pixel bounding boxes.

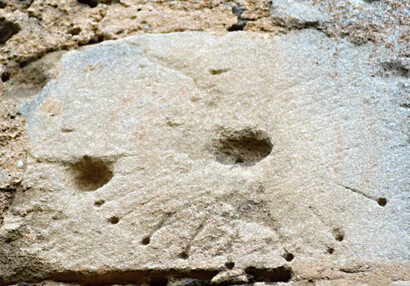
[0,0,409,285]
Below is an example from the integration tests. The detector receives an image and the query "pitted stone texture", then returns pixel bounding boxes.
[0,31,409,283]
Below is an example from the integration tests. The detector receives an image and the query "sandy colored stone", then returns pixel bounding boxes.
[0,99,26,224]
[0,30,408,285]
[0,0,409,285]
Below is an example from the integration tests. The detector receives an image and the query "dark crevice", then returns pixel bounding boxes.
[18,45,58,69]
[270,17,321,31]
[336,183,385,206]
[245,266,293,282]
[227,22,248,32]
[5,266,295,286]
[150,276,168,286]
[209,68,230,75]
[0,182,21,226]
[78,0,99,8]
[47,269,219,286]
[378,61,409,78]
[0,18,20,46]
[225,2,253,31]
[77,0,119,8]
[78,34,106,46]
[339,268,368,274]
[400,103,410,109]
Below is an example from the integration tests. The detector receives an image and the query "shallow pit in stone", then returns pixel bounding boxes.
[70,156,113,191]
[212,128,273,166]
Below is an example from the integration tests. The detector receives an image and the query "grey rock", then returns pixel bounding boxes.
[0,30,409,284]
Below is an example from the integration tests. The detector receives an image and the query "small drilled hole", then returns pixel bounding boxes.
[94,200,105,207]
[377,197,387,207]
[225,262,235,269]
[178,251,189,259]
[141,236,151,245]
[108,216,119,224]
[283,252,294,262]
[327,247,335,254]
[333,228,344,242]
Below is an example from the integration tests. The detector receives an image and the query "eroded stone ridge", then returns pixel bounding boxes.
[0,31,409,284]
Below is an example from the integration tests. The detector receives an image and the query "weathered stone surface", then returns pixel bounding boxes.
[1,31,409,284]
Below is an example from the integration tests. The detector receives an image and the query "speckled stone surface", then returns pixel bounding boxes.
[0,30,409,285]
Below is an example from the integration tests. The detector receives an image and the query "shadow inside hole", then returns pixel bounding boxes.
[77,0,99,7]
[327,247,335,254]
[70,156,113,191]
[141,236,151,245]
[94,200,105,207]
[108,216,120,224]
[377,197,387,207]
[283,252,294,262]
[209,68,230,75]
[245,266,293,282]
[178,251,189,259]
[332,228,344,242]
[0,18,20,46]
[225,261,235,269]
[212,128,273,166]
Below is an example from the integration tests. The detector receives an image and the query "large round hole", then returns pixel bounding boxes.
[212,128,273,166]
[71,156,113,191]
